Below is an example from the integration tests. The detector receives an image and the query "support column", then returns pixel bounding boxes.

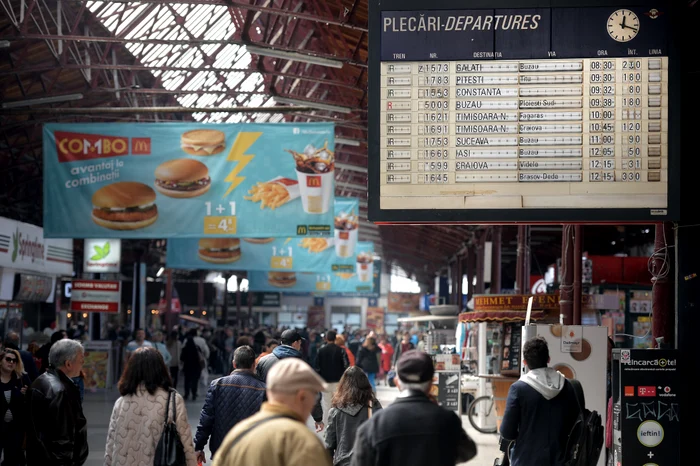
[491,226,502,294]
[652,221,674,347]
[475,233,486,295]
[236,285,242,329]
[523,226,531,293]
[466,246,476,304]
[197,272,204,314]
[559,225,574,325]
[516,225,527,293]
[164,269,174,332]
[573,225,583,325]
[221,276,229,327]
[455,255,463,308]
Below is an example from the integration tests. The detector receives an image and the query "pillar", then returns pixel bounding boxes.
[573,225,583,325]
[559,225,574,325]
[652,221,674,347]
[491,226,502,294]
[164,269,174,332]
[475,233,486,294]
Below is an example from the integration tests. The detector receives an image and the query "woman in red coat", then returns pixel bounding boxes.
[336,334,355,366]
[377,335,394,385]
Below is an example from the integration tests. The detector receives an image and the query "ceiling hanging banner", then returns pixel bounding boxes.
[165,197,359,272]
[43,123,335,238]
[247,241,375,293]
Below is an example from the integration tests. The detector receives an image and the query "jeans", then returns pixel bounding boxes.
[366,372,376,392]
[169,366,179,389]
[72,376,84,403]
[184,371,200,400]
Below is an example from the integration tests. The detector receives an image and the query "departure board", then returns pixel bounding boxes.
[368,1,679,223]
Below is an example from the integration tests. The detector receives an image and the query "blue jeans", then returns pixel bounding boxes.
[366,372,376,392]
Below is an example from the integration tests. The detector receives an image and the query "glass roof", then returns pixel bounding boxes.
[86,1,284,123]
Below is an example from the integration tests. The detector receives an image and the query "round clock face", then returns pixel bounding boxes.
[607,9,640,42]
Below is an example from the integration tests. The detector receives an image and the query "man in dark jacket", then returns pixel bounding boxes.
[194,345,266,462]
[27,339,88,466]
[256,329,324,431]
[35,329,67,374]
[315,330,349,426]
[3,331,39,382]
[351,350,477,466]
[499,336,579,466]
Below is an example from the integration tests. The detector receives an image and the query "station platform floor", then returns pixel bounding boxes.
[81,376,501,466]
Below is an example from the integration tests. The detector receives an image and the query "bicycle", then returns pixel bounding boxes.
[467,394,498,434]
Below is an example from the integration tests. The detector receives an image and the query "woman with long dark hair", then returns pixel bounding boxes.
[165,330,182,389]
[325,366,382,466]
[355,337,381,392]
[180,330,203,401]
[105,347,196,466]
[0,348,30,466]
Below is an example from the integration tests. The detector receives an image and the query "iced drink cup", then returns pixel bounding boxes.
[296,169,334,214]
[357,252,373,282]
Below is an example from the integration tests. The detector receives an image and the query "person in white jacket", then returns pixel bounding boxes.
[105,347,197,466]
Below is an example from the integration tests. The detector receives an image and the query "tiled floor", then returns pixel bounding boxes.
[81,376,501,466]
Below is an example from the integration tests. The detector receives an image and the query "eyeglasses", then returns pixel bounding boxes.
[4,357,17,363]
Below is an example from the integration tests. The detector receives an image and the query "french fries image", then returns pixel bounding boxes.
[335,272,355,280]
[299,238,329,253]
[244,182,290,210]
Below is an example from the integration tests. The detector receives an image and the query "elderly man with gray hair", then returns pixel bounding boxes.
[26,339,89,466]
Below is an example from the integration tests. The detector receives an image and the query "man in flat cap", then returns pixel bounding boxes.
[212,358,332,466]
[351,350,477,466]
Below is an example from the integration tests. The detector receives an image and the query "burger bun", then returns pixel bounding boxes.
[243,238,275,244]
[91,212,158,230]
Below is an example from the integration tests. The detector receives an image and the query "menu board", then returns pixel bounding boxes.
[501,322,522,375]
[368,1,679,223]
[432,371,460,412]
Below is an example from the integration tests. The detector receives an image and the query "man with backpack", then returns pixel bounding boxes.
[499,336,580,465]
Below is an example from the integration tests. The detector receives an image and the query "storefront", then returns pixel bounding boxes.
[0,217,73,345]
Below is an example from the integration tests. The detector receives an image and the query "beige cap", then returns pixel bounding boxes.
[267,358,328,393]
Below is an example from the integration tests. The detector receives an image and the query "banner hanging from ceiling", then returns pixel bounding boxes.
[42,123,335,238]
[247,241,375,293]
[166,197,359,272]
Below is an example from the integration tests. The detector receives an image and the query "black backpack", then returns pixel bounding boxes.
[564,379,604,466]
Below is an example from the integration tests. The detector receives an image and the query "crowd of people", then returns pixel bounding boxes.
[0,324,478,466]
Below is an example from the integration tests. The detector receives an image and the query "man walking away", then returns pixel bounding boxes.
[212,358,331,466]
[194,346,266,463]
[125,328,153,363]
[351,350,476,466]
[499,336,579,466]
[27,339,89,466]
[315,330,349,426]
[255,329,324,432]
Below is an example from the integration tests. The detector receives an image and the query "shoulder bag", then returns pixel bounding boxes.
[154,389,187,466]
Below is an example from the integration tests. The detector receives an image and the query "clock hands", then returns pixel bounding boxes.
[618,15,638,33]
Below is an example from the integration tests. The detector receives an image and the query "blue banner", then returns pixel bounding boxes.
[247,242,375,293]
[165,197,359,271]
[43,123,335,238]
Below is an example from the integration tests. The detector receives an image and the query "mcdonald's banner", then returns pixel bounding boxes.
[42,123,335,238]
[166,198,360,272]
[247,242,375,293]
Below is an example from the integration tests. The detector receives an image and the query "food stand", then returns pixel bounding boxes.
[397,308,467,414]
[459,294,560,431]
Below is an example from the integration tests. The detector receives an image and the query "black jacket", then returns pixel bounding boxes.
[255,345,323,422]
[315,343,349,383]
[0,372,29,426]
[325,400,383,466]
[356,346,380,374]
[194,370,267,457]
[350,390,477,466]
[26,368,89,466]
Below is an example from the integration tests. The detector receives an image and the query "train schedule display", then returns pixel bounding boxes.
[368,0,678,223]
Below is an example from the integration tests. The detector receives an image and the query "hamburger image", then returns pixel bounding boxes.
[154,159,211,198]
[198,238,241,263]
[91,182,158,230]
[243,238,275,244]
[181,129,226,156]
[268,271,297,288]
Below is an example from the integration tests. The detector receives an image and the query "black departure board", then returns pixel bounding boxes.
[368,0,679,223]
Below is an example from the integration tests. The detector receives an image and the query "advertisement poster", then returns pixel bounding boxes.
[166,198,359,272]
[366,307,385,332]
[82,341,112,390]
[247,242,374,293]
[43,123,335,238]
[387,292,420,312]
